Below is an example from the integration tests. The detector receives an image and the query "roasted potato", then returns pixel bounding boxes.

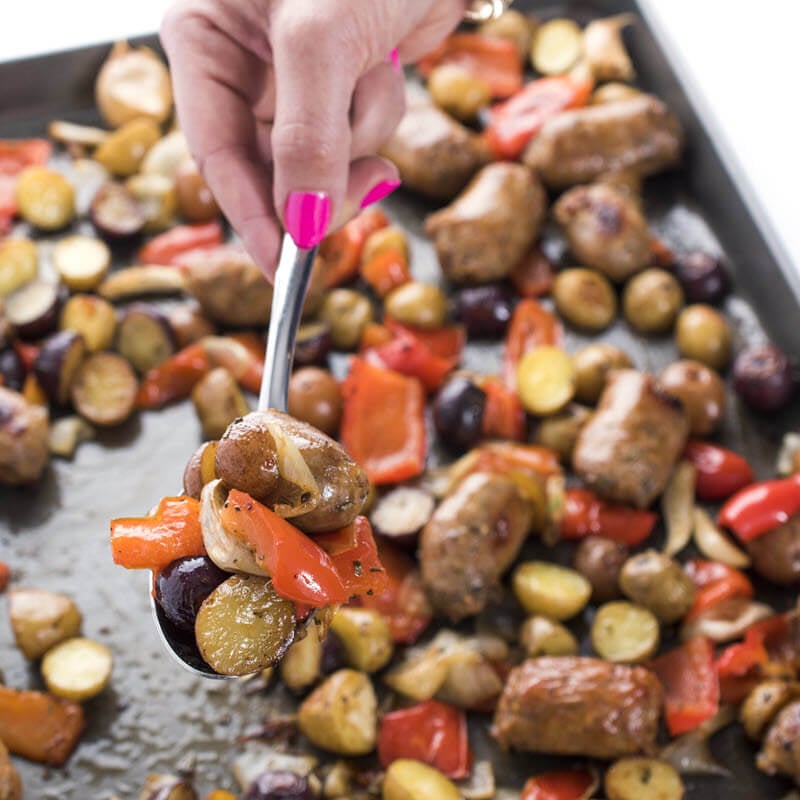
[591,601,660,663]
[675,304,732,370]
[182,440,218,499]
[746,516,800,584]
[534,403,592,462]
[553,268,617,331]
[297,669,377,756]
[427,64,491,121]
[618,550,696,623]
[623,268,684,334]
[41,637,113,701]
[280,626,323,694]
[0,740,22,800]
[0,387,50,485]
[572,343,633,405]
[519,615,578,657]
[329,607,393,674]
[572,535,629,602]
[384,282,449,330]
[659,359,725,437]
[191,367,250,441]
[512,561,591,620]
[383,759,461,800]
[741,680,800,741]
[319,288,374,350]
[605,757,684,800]
[8,588,82,660]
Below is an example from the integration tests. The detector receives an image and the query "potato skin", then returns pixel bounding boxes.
[573,536,628,602]
[215,410,370,533]
[618,550,696,623]
[8,588,82,660]
[746,513,800,584]
[0,387,50,485]
[191,367,250,440]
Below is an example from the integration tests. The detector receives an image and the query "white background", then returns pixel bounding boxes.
[3,1,800,286]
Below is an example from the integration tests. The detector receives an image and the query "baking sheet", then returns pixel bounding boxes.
[1,2,799,798]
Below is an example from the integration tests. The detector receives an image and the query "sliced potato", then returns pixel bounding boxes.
[53,235,111,291]
[41,637,113,701]
[740,680,800,741]
[48,119,109,149]
[298,669,377,756]
[48,415,95,459]
[98,265,188,301]
[605,758,684,800]
[93,117,161,177]
[280,627,323,694]
[519,615,579,657]
[512,561,591,620]
[60,293,117,352]
[516,346,576,416]
[70,352,138,427]
[16,167,75,231]
[329,607,393,674]
[531,18,583,75]
[8,588,82,660]
[591,601,660,663]
[126,172,178,232]
[0,237,38,297]
[435,657,503,710]
[383,759,462,800]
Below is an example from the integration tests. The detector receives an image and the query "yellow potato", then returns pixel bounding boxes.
[280,627,323,694]
[512,561,591,620]
[41,637,113,701]
[605,758,684,800]
[520,615,579,657]
[329,607,393,674]
[8,588,82,660]
[591,601,660,663]
[517,346,576,416]
[383,759,461,800]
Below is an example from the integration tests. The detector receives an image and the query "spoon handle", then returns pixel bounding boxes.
[258,235,319,412]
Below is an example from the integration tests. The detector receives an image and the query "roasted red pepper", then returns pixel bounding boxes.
[684,559,754,621]
[385,319,466,364]
[560,487,657,545]
[683,441,754,501]
[509,246,556,298]
[0,139,52,227]
[138,221,224,266]
[365,329,456,393]
[111,496,205,571]
[481,377,527,441]
[502,299,562,389]
[359,247,411,297]
[341,358,427,485]
[319,208,389,288]
[378,700,472,779]
[649,636,719,736]
[485,77,593,160]
[718,475,800,542]
[522,770,596,800]
[136,343,211,409]
[417,33,523,98]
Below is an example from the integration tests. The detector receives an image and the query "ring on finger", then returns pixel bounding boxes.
[463,0,513,22]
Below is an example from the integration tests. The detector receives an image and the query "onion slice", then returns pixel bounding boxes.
[681,596,774,644]
[265,420,319,519]
[693,506,751,568]
[661,706,736,777]
[662,460,696,556]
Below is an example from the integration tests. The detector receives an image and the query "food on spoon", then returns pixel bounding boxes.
[572,342,633,405]
[15,166,75,230]
[552,267,617,330]
[191,367,249,440]
[0,237,38,297]
[70,351,138,426]
[0,387,50,484]
[6,279,65,340]
[523,95,684,188]
[182,440,218,499]
[8,587,82,660]
[659,359,726,437]
[425,163,546,284]
[733,343,795,413]
[622,268,684,334]
[41,637,113,702]
[554,181,652,282]
[572,369,689,508]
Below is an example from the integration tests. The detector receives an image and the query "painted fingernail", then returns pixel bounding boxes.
[386,48,402,76]
[360,179,401,209]
[285,191,331,248]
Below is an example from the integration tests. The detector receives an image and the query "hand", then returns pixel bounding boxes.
[161,0,466,277]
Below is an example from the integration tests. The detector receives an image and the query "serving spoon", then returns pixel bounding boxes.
[150,234,319,678]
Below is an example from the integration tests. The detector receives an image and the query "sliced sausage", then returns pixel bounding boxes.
[419,471,533,621]
[554,181,651,282]
[523,95,684,188]
[425,163,547,284]
[746,513,800,585]
[572,369,689,508]
[491,656,663,759]
[0,387,49,485]
[380,102,491,200]
[758,700,800,783]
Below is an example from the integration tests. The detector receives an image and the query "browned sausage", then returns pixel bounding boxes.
[424,163,547,284]
[523,95,684,188]
[491,656,663,759]
[554,181,651,282]
[746,513,800,585]
[0,387,49,485]
[758,700,800,783]
[572,370,689,508]
[419,471,533,621]
[380,102,491,200]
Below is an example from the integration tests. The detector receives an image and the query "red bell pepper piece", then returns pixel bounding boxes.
[358,540,432,644]
[684,559,754,621]
[314,516,387,599]
[509,246,556,298]
[138,222,224,266]
[136,342,211,409]
[718,475,800,542]
[560,487,657,546]
[649,636,719,736]
[385,318,466,363]
[365,330,456,393]
[0,139,52,225]
[111,496,205,571]
[522,770,596,800]
[221,490,349,607]
[683,441,754,501]
[341,358,427,485]
[359,247,411,297]
[502,299,562,389]
[481,377,527,441]
[319,208,389,288]
[485,77,593,160]
[417,33,523,99]
[0,561,9,593]
[378,700,472,779]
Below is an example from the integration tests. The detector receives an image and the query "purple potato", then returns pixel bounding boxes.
[294,321,332,366]
[155,556,229,635]
[672,252,730,305]
[116,303,177,373]
[320,630,346,675]
[453,283,516,338]
[0,347,25,392]
[91,181,146,239]
[733,344,795,412]
[245,772,313,800]
[6,280,65,340]
[433,375,487,451]
[34,329,87,405]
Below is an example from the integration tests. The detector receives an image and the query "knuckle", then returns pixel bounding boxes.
[272,123,339,168]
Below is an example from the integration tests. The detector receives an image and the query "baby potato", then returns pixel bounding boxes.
[675,304,732,371]
[516,346,576,416]
[280,626,323,694]
[428,64,492,121]
[519,615,579,657]
[553,267,617,331]
[383,759,461,800]
[320,288,374,350]
[16,166,75,231]
[94,117,161,177]
[591,601,660,663]
[740,680,800,741]
[191,367,250,441]
[572,343,633,405]
[623,268,684,334]
[384,281,449,330]
[572,535,629,602]
[8,588,82,660]
[605,757,684,800]
[534,403,591,462]
[329,607,393,674]
[512,561,591,620]
[618,550,696,624]
[659,359,725,436]
[592,82,643,104]
[298,669,377,756]
[41,637,113,701]
[0,237,38,297]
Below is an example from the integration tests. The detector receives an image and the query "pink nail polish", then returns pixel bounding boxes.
[386,48,402,76]
[360,179,401,209]
[285,191,331,248]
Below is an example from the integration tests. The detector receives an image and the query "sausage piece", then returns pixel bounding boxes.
[554,181,651,282]
[758,700,800,783]
[523,95,684,188]
[0,387,49,485]
[491,656,663,759]
[419,471,533,621]
[746,513,800,585]
[380,102,491,200]
[425,163,547,284]
[572,370,689,508]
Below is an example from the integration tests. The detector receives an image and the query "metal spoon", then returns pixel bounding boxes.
[150,235,319,678]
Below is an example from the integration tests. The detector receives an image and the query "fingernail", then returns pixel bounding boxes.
[360,179,401,209]
[386,48,402,76]
[285,191,331,248]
